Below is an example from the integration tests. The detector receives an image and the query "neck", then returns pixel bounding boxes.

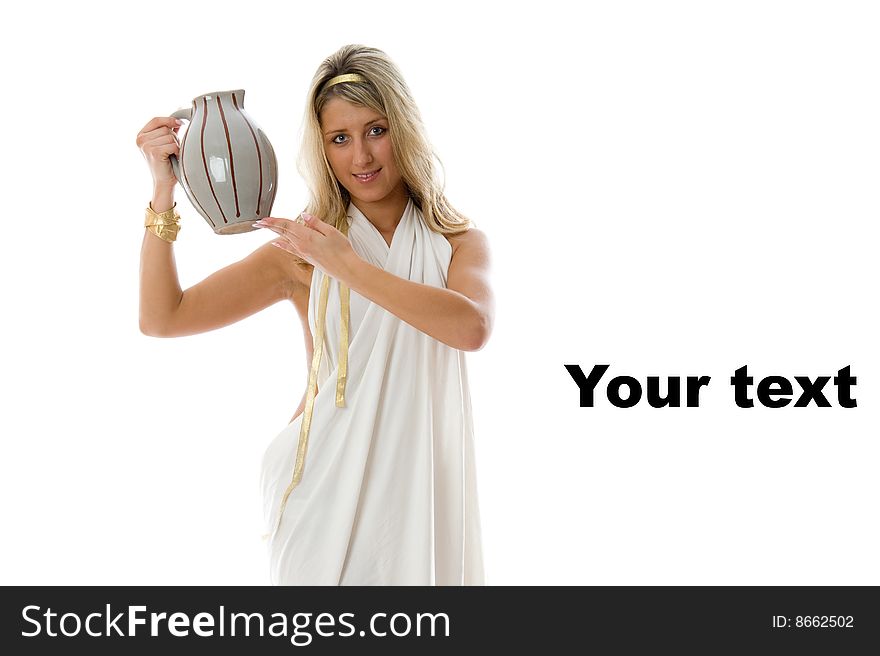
[350,183,410,233]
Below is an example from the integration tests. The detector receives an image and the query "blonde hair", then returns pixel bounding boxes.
[296,44,472,258]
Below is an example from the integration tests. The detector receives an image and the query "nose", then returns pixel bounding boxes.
[352,137,374,169]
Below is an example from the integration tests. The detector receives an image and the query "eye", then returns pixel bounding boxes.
[331,134,347,144]
[369,126,386,136]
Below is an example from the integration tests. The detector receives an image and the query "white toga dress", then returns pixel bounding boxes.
[259,198,484,585]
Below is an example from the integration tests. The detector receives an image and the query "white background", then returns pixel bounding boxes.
[1,0,877,585]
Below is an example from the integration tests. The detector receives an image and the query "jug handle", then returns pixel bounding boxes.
[168,107,192,185]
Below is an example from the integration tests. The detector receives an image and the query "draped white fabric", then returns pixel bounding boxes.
[260,198,484,585]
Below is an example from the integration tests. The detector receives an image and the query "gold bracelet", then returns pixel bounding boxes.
[145,202,180,224]
[145,202,181,242]
[145,222,181,242]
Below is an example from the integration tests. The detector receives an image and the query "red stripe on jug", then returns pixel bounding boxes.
[180,101,215,227]
[233,93,264,216]
[216,95,240,218]
[201,96,228,224]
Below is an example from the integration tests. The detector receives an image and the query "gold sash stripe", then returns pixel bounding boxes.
[264,221,351,541]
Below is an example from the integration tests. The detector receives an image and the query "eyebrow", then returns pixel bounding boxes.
[323,117,387,137]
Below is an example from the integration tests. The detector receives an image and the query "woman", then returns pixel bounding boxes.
[136,44,493,585]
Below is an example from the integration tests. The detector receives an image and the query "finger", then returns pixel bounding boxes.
[271,239,305,258]
[260,213,310,227]
[139,117,183,133]
[144,143,179,158]
[137,125,181,148]
[258,226,301,250]
[287,222,314,242]
[143,134,179,147]
[256,218,311,240]
[258,224,284,237]
[301,213,330,235]
[142,137,180,159]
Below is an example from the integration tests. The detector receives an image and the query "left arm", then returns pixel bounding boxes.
[339,229,494,351]
[255,213,494,351]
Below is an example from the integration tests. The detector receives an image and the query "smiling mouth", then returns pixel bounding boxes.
[353,169,381,181]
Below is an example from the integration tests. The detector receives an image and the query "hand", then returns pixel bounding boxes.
[253,213,360,282]
[136,117,184,189]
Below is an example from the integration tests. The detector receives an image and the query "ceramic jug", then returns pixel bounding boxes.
[169,89,278,235]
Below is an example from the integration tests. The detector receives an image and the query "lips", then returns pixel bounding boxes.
[353,169,380,182]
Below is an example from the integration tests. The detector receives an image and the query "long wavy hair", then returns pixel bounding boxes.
[296,44,471,260]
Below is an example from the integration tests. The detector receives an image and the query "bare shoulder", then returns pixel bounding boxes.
[446,227,490,258]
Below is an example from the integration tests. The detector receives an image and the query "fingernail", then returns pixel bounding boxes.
[175,119,183,125]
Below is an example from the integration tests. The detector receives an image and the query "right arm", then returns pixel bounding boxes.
[138,183,298,337]
[136,116,316,418]
[136,116,302,337]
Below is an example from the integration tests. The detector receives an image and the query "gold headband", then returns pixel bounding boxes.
[323,72,367,90]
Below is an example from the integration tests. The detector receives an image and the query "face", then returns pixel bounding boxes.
[320,97,407,208]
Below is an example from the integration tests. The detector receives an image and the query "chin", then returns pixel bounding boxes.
[349,189,390,204]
